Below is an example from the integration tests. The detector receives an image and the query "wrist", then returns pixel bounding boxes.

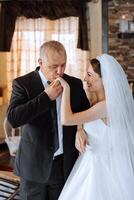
[77,125,84,131]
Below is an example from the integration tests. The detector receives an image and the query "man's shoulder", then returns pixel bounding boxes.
[14,68,38,83]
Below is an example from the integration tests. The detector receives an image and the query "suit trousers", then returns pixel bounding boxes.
[20,154,64,200]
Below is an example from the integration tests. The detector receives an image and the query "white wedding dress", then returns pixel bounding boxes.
[59,54,134,200]
[59,119,134,200]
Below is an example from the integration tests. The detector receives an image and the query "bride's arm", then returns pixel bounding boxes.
[59,79,107,126]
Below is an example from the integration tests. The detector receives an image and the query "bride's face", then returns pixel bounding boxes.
[84,63,102,92]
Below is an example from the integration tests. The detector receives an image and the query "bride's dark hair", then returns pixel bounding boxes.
[90,58,102,77]
[89,58,102,105]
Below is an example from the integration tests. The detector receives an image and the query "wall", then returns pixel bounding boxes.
[89,0,102,58]
[0,53,8,103]
[0,53,8,139]
[108,0,134,80]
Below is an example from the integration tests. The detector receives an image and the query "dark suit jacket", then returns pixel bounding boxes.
[7,67,90,183]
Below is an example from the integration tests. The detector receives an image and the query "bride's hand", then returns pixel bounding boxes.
[56,77,69,89]
[75,129,89,153]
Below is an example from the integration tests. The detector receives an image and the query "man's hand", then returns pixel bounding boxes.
[45,80,63,100]
[75,128,89,153]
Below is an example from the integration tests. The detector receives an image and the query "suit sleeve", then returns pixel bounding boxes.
[7,79,51,128]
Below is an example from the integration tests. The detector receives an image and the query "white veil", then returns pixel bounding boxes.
[97,54,134,199]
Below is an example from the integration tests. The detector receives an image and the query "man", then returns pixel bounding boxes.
[7,41,90,200]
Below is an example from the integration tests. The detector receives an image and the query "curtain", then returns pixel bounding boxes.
[6,16,90,101]
[0,0,91,51]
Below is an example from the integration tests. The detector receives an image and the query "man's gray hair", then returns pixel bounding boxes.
[39,40,67,60]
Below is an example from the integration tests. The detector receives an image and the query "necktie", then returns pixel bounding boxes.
[47,81,59,152]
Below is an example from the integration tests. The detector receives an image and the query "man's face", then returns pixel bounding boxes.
[39,51,66,82]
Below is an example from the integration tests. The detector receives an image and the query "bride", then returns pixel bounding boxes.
[56,54,134,200]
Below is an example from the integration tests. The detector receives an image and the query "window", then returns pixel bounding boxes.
[6,17,89,100]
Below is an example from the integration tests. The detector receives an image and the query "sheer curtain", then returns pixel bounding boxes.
[6,17,89,101]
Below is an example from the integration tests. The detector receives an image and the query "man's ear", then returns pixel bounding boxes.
[38,58,42,65]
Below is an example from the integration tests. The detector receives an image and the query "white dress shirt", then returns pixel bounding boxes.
[38,69,63,157]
